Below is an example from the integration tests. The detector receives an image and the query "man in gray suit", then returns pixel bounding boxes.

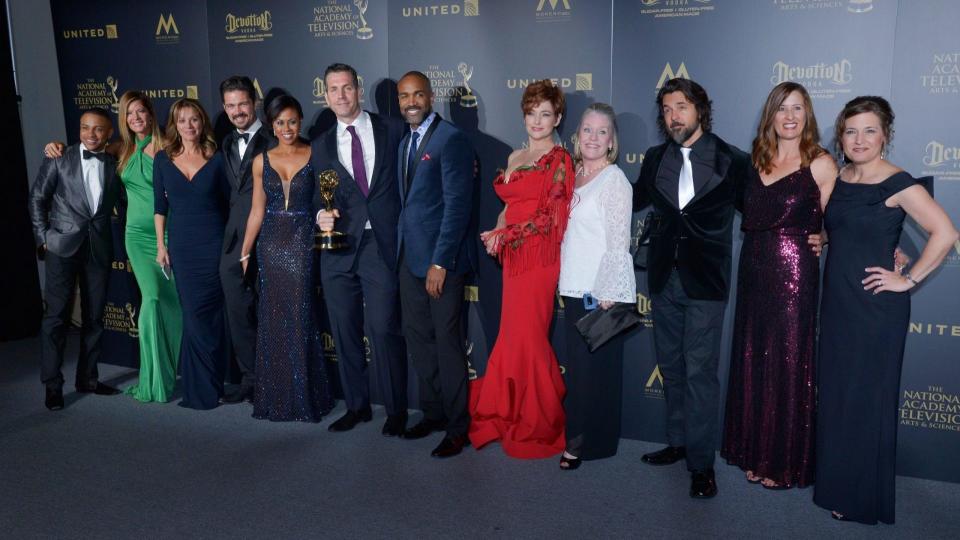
[29,107,122,410]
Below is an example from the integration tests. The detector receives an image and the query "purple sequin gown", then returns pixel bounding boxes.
[253,153,334,422]
[721,166,821,487]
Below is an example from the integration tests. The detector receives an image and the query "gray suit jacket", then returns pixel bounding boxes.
[28,144,120,263]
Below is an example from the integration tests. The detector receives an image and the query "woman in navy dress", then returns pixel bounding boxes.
[154,98,230,410]
[814,96,958,524]
[239,95,334,422]
[722,82,836,489]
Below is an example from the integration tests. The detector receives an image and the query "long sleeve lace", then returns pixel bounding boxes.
[592,172,636,303]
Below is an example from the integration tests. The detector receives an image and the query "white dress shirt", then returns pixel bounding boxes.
[337,111,376,229]
[80,146,104,214]
[237,117,263,159]
[558,164,636,303]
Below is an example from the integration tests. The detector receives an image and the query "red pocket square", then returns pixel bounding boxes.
[421,154,431,161]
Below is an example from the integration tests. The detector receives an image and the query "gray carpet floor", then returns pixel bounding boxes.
[1,334,957,539]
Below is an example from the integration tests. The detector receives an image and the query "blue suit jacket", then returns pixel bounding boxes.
[397,115,477,278]
[311,112,406,272]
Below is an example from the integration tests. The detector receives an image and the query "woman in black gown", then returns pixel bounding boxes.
[814,96,958,524]
[154,98,230,410]
[239,95,334,422]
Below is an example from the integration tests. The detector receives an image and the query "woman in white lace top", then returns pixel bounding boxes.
[557,103,636,469]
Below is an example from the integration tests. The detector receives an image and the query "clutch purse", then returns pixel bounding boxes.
[574,302,645,353]
[632,212,654,270]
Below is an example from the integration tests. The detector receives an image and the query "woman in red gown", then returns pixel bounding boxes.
[469,80,574,458]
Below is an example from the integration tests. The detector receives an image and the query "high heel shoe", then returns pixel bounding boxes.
[559,454,581,470]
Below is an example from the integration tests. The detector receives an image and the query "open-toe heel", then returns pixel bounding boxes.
[559,454,581,471]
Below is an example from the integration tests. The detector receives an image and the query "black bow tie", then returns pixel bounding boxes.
[82,150,105,161]
[238,132,250,143]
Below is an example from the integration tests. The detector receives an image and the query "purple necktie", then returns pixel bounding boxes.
[346,125,369,196]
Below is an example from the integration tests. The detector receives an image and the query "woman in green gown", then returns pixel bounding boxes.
[116,91,183,401]
[44,91,182,401]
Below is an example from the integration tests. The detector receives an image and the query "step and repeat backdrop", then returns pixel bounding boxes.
[49,0,959,482]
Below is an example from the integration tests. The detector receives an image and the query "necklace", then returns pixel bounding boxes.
[577,161,609,178]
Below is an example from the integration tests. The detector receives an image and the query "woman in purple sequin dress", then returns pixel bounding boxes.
[721,83,836,488]
[240,95,334,422]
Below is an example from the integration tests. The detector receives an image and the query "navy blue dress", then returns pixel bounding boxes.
[154,150,229,410]
[252,152,334,422]
[814,172,919,524]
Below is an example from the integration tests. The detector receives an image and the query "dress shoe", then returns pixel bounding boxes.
[690,469,718,499]
[327,408,373,432]
[641,445,686,466]
[76,382,120,395]
[382,412,408,437]
[431,434,470,458]
[402,418,446,440]
[220,385,254,404]
[45,387,64,411]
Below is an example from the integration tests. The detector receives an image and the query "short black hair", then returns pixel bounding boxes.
[81,107,113,124]
[265,94,303,125]
[399,70,432,90]
[656,78,713,139]
[219,75,257,103]
[324,63,359,88]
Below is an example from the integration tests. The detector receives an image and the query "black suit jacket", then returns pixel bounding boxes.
[632,133,750,301]
[310,112,406,272]
[28,144,120,264]
[221,126,273,255]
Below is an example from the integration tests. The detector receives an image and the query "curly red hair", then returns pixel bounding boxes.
[521,79,565,117]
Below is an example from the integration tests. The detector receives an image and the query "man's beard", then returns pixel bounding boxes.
[669,120,699,145]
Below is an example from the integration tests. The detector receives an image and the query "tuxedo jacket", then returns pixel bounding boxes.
[632,133,750,301]
[221,126,273,255]
[310,112,407,272]
[28,144,120,264]
[397,115,477,278]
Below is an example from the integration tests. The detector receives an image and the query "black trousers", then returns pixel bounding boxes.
[321,230,407,415]
[398,260,469,437]
[562,296,625,460]
[219,241,257,388]
[40,243,109,389]
[651,270,726,471]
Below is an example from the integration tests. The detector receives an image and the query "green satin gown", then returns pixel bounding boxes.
[122,135,183,402]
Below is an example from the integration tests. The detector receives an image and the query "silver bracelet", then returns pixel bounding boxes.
[904,272,919,287]
[239,254,250,262]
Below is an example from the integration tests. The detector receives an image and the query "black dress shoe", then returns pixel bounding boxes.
[382,412,408,437]
[431,434,470,458]
[690,469,718,499]
[76,382,121,395]
[327,408,373,432]
[641,445,686,466]
[45,387,64,411]
[403,419,446,440]
[220,385,254,404]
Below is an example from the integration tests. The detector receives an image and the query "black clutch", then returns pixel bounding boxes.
[574,302,645,353]
[632,212,654,270]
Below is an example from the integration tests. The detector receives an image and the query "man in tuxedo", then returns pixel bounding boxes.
[396,71,476,458]
[312,63,409,436]
[218,75,272,404]
[632,78,751,498]
[28,107,122,410]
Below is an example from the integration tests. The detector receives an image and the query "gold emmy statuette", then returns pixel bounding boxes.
[458,63,478,108]
[354,0,373,40]
[315,169,347,250]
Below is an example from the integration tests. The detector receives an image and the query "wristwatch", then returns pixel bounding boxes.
[431,264,445,270]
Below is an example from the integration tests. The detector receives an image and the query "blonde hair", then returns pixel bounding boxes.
[572,102,619,165]
[117,91,164,173]
[163,98,217,159]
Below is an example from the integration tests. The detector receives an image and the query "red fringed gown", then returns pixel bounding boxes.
[469,146,574,458]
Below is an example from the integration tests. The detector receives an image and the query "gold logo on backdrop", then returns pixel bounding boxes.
[225,11,273,43]
[506,74,592,91]
[354,0,373,39]
[624,152,646,165]
[536,0,571,22]
[186,86,198,99]
[908,322,960,337]
[402,2,475,17]
[640,1,714,18]
[770,59,852,100]
[102,301,137,338]
[900,385,960,431]
[464,285,479,302]
[922,53,960,95]
[644,364,664,399]
[125,303,139,338]
[575,73,593,91]
[637,292,653,327]
[321,331,337,360]
[73,77,119,111]
[308,1,378,40]
[458,63,478,108]
[155,14,180,45]
[63,24,118,40]
[106,76,120,113]
[656,62,689,90]
[537,0,571,9]
[921,141,960,181]
[312,75,365,106]
[252,78,265,101]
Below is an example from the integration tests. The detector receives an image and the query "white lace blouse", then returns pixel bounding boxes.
[558,164,636,303]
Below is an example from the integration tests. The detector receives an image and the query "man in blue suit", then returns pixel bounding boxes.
[396,71,477,458]
[313,63,409,436]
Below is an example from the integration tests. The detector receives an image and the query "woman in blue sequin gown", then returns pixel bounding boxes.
[240,95,334,422]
